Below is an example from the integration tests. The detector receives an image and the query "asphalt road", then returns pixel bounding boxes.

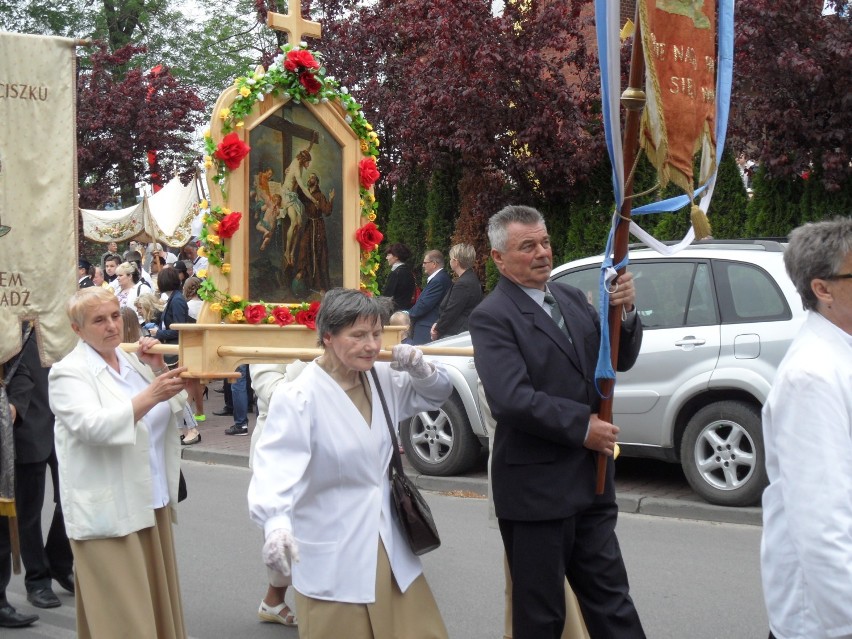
[8,461,768,638]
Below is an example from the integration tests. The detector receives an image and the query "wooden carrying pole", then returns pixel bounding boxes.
[595,17,647,494]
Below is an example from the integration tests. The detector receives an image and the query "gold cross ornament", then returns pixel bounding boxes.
[267,0,322,45]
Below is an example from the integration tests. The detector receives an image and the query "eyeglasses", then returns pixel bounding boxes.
[422,260,434,264]
[827,273,852,280]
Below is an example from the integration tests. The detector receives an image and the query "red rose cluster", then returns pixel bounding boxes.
[284,49,322,96]
[295,301,320,330]
[359,157,380,189]
[217,212,242,239]
[214,133,251,171]
[355,221,384,252]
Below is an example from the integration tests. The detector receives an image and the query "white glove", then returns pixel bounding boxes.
[391,344,434,379]
[262,528,300,577]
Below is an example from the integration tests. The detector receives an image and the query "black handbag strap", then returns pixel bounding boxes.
[369,368,406,480]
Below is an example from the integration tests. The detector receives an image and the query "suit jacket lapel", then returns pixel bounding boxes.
[498,279,584,375]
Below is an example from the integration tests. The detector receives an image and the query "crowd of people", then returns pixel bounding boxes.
[2,213,850,639]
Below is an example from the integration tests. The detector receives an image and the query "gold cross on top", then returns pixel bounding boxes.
[267,0,322,45]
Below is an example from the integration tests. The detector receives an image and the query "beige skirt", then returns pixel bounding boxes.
[70,507,186,639]
[295,540,447,639]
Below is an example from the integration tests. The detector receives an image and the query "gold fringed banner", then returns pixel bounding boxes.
[0,32,79,366]
[639,0,717,196]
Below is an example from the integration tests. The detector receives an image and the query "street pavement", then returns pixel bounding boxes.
[185,382,762,526]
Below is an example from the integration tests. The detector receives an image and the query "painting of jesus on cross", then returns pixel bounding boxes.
[248,103,343,304]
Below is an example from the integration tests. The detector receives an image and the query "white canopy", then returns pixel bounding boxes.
[81,174,202,248]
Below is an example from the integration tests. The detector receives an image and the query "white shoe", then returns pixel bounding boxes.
[258,600,297,626]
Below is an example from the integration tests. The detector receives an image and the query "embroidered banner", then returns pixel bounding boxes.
[639,0,717,194]
[0,32,78,366]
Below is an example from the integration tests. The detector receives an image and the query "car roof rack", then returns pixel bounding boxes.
[628,238,786,252]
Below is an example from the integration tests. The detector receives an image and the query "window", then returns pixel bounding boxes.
[712,260,792,323]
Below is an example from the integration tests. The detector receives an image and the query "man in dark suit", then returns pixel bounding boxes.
[407,249,452,345]
[469,205,645,639]
[1,328,75,628]
[77,259,95,289]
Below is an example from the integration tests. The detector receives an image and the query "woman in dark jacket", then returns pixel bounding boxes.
[431,243,483,340]
[382,242,416,311]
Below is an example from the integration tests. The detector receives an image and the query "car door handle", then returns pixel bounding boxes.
[675,336,706,347]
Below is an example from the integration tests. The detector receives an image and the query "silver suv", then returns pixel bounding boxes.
[401,240,805,507]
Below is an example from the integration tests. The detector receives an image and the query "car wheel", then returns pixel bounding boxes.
[401,393,481,476]
[680,400,768,507]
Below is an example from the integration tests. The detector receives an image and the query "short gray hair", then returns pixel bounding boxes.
[449,243,476,270]
[315,288,393,347]
[487,205,546,253]
[66,287,119,327]
[785,216,852,311]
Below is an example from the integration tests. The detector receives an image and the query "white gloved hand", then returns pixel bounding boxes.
[262,528,300,577]
[390,343,434,379]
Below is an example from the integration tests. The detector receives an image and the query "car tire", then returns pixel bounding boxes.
[401,393,481,476]
[680,400,768,507]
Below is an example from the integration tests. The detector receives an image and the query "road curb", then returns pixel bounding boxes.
[181,449,762,526]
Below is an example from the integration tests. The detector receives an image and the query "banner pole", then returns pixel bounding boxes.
[595,13,647,495]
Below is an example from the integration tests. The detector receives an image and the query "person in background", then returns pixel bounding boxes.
[248,288,452,638]
[149,255,167,294]
[135,293,165,336]
[115,261,146,315]
[248,360,309,628]
[1,326,74,629]
[761,217,852,639]
[173,260,189,286]
[101,241,119,269]
[181,276,206,430]
[92,266,105,288]
[182,239,208,274]
[77,260,95,289]
[121,307,142,342]
[382,242,416,311]
[431,243,482,341]
[389,310,413,345]
[470,205,645,639]
[123,250,153,288]
[103,253,121,291]
[407,250,452,345]
[48,287,189,638]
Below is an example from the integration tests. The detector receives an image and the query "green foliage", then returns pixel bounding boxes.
[425,168,460,257]
[705,150,750,239]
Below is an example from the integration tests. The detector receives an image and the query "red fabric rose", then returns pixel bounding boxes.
[272,305,295,327]
[217,212,242,239]
[359,157,380,189]
[245,303,268,325]
[214,132,251,171]
[295,301,320,330]
[299,72,322,95]
[284,49,320,72]
[355,221,384,252]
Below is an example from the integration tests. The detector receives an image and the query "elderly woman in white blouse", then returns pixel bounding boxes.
[48,287,189,639]
[249,288,452,638]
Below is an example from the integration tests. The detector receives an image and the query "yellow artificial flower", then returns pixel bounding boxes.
[230,295,242,303]
[360,140,369,153]
[204,157,213,170]
[266,316,277,324]
[367,192,376,203]
[229,308,244,322]
[368,131,378,140]
[210,302,222,313]
[221,207,232,215]
[219,107,231,120]
[210,222,220,233]
[221,263,231,274]
[207,235,221,245]
[199,199,208,209]
[373,138,380,147]
[239,86,251,98]
[197,247,207,257]
[236,121,245,128]
[365,123,373,131]
[203,130,211,139]
[196,269,208,279]
[359,199,365,208]
[368,212,376,221]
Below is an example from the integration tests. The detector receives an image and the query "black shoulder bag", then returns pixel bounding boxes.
[369,368,441,555]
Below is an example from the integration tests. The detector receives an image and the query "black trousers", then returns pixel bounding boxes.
[499,501,645,639]
[0,452,73,601]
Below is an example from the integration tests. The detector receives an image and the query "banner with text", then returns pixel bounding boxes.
[0,31,78,365]
[639,0,717,194]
